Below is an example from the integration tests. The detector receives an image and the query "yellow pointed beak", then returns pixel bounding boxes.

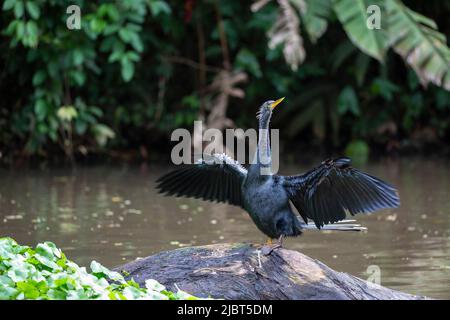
[270,97,285,109]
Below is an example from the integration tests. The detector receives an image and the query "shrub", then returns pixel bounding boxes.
[0,237,200,300]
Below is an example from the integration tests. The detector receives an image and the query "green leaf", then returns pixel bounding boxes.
[32,70,46,86]
[16,280,41,299]
[57,106,78,122]
[15,20,25,38]
[47,289,67,300]
[90,261,124,282]
[7,260,34,282]
[25,20,38,36]
[173,288,199,300]
[370,77,400,101]
[337,85,360,116]
[127,51,140,62]
[88,106,103,117]
[148,0,171,16]
[300,0,332,43]
[145,279,166,292]
[235,48,262,78]
[333,0,387,61]
[121,286,142,299]
[181,94,200,109]
[0,286,19,300]
[129,32,144,52]
[5,20,19,35]
[35,254,61,271]
[25,1,40,19]
[70,70,86,86]
[72,49,84,66]
[90,18,106,33]
[92,124,115,146]
[25,20,38,46]
[121,59,134,82]
[103,24,120,36]
[0,275,15,287]
[38,242,61,259]
[13,0,24,18]
[2,0,16,11]
[108,50,123,63]
[118,28,132,43]
[75,120,88,135]
[34,99,48,120]
[345,140,369,165]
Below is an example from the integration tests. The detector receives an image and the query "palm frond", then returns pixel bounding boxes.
[252,0,450,91]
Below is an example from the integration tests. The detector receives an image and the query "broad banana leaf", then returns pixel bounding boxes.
[333,0,387,62]
[300,0,332,43]
[387,0,450,90]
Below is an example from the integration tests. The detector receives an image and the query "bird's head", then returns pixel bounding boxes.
[256,97,285,120]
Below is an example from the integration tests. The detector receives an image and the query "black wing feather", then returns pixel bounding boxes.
[156,153,247,207]
[283,157,400,228]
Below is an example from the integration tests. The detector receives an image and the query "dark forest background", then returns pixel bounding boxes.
[1,0,449,166]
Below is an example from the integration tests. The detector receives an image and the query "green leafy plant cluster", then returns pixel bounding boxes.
[0,237,200,300]
[1,0,171,159]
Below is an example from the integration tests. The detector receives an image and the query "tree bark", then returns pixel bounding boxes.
[115,243,427,300]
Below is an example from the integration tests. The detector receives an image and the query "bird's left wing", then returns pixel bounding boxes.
[156,153,247,207]
[282,157,400,228]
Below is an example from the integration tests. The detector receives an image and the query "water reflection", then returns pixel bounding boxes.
[0,158,449,299]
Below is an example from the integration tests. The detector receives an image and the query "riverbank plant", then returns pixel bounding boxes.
[0,237,200,300]
[1,1,449,164]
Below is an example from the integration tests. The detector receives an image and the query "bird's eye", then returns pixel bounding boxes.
[266,101,274,108]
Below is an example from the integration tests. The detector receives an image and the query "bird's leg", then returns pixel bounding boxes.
[260,237,282,256]
[276,235,284,247]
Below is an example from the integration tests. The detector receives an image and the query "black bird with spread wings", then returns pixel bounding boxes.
[156,98,400,250]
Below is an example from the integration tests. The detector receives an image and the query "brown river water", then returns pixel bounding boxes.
[1,158,449,299]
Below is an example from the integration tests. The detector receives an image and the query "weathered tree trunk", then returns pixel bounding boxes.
[115,243,427,300]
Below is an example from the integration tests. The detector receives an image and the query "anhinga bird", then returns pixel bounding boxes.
[156,98,400,253]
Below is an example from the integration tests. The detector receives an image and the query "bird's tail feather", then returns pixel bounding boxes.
[300,219,367,232]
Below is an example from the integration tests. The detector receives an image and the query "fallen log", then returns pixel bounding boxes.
[115,243,427,300]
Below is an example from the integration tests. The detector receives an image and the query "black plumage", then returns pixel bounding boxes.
[156,98,400,243]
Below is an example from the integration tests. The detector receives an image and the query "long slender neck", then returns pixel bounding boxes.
[250,112,272,177]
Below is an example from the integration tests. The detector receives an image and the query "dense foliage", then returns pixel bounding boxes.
[0,0,449,164]
[0,237,201,300]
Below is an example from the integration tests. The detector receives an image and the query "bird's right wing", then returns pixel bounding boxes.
[282,157,400,229]
[156,153,247,207]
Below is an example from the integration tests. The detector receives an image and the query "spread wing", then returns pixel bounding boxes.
[156,153,247,207]
[282,157,400,228]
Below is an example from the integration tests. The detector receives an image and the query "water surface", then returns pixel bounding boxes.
[1,158,449,299]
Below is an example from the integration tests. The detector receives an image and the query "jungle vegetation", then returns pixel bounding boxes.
[0,0,449,165]
[0,237,201,300]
